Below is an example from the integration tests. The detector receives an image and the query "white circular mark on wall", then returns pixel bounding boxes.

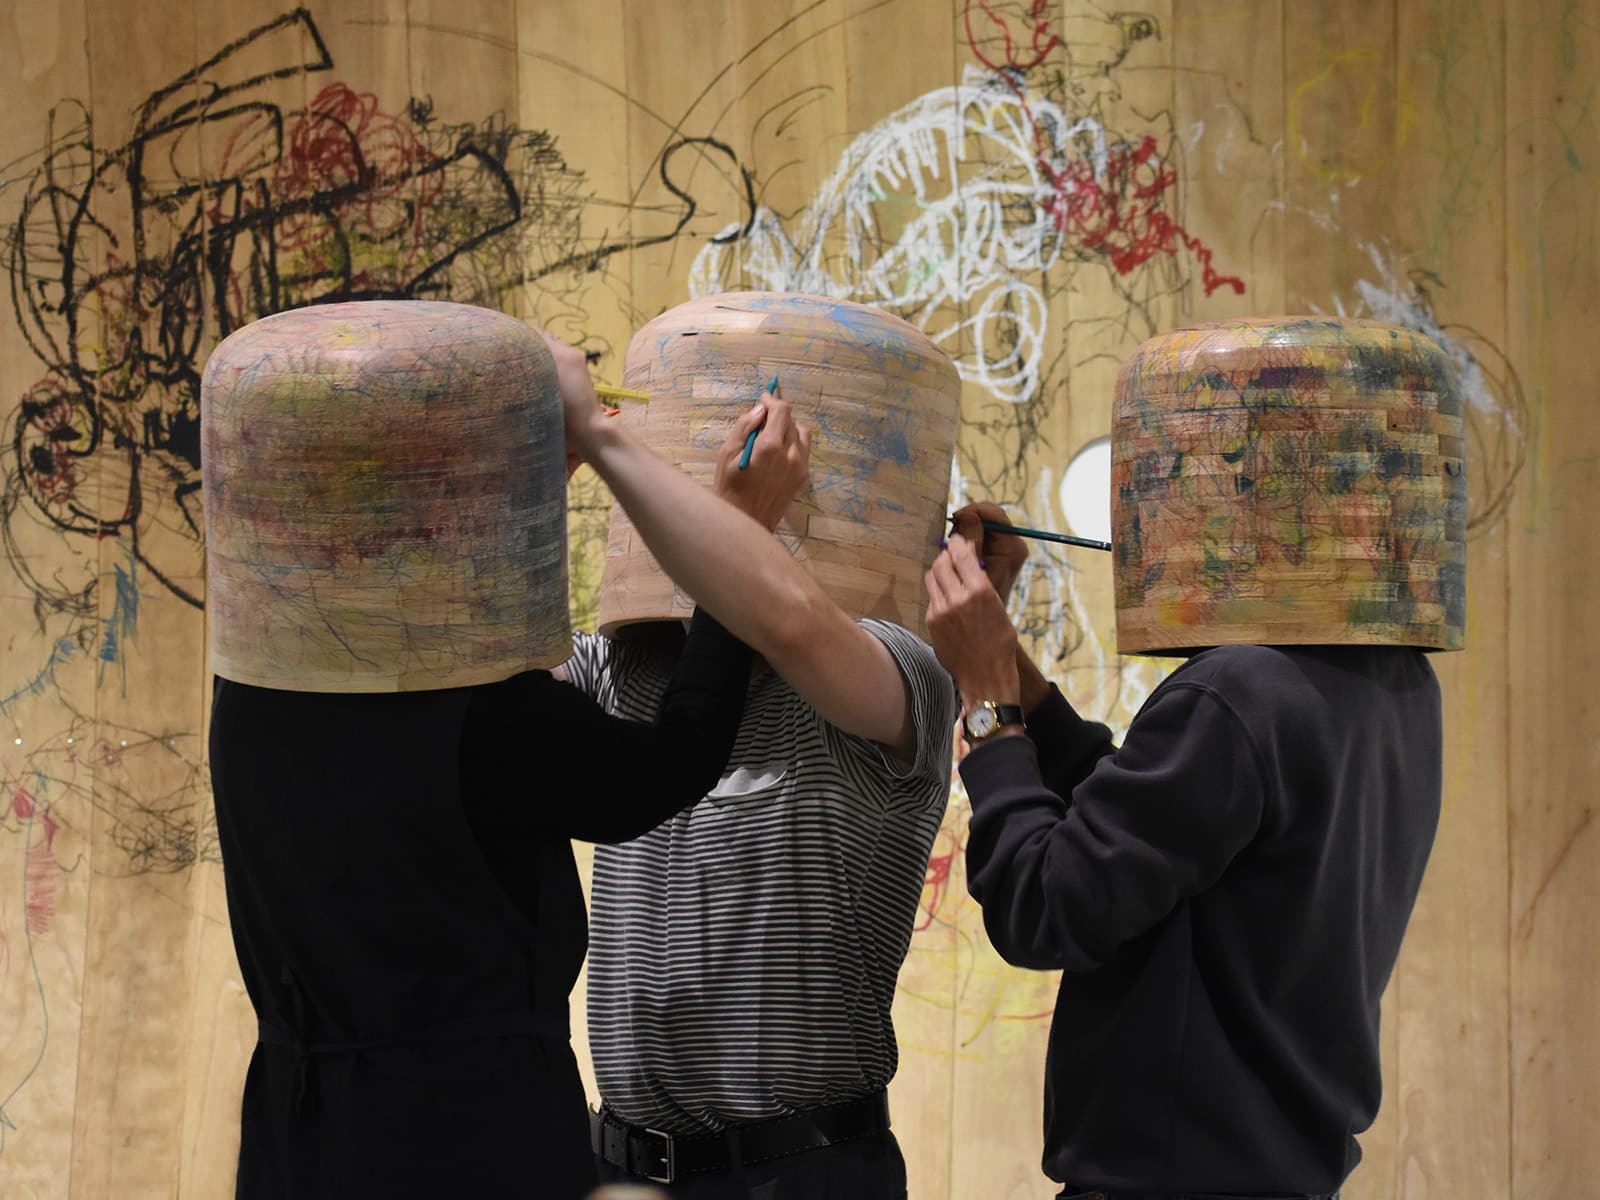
[1059,436,1112,544]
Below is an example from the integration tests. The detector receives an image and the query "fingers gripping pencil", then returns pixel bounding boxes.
[949,516,1112,553]
[739,376,780,470]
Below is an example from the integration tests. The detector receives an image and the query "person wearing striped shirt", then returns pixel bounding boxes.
[546,336,958,1199]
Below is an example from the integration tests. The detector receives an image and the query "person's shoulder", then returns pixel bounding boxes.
[860,617,959,746]
[569,629,608,654]
[857,618,935,660]
[564,630,610,668]
[1179,643,1432,680]
[1172,643,1290,686]
[1164,643,1437,721]
[857,620,952,696]
[1146,645,1307,725]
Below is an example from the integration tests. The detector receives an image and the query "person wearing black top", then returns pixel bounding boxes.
[208,334,812,1200]
[922,505,1441,1200]
[211,615,753,1199]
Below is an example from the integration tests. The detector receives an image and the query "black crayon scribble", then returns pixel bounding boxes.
[0,7,764,915]
[3,7,750,618]
[0,10,770,1143]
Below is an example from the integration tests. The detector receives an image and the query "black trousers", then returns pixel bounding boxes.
[235,1033,596,1200]
[593,1129,907,1199]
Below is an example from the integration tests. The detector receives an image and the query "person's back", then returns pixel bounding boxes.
[204,308,799,1200]
[211,680,594,1197]
[1016,643,1442,1191]
[928,312,1462,1197]
[214,626,762,1199]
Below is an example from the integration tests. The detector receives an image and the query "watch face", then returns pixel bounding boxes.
[966,705,997,739]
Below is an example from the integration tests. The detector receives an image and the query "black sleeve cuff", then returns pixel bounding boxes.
[687,605,739,644]
[959,730,1047,813]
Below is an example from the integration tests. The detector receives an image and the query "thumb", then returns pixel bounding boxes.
[730,400,768,442]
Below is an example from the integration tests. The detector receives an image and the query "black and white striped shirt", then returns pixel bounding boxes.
[565,619,957,1134]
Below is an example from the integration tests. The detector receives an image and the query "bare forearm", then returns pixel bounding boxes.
[582,419,916,755]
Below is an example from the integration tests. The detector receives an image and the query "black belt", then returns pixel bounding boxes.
[258,1009,568,1055]
[590,1091,891,1184]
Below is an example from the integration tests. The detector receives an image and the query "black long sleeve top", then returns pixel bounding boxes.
[959,644,1441,1195]
[209,610,751,1200]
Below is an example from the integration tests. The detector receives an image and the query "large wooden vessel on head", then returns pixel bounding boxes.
[1111,316,1467,656]
[597,293,962,639]
[202,300,573,692]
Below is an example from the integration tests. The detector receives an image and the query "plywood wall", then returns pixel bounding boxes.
[0,1,1592,1196]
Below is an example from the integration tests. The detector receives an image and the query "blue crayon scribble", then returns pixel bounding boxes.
[0,637,78,717]
[98,560,141,695]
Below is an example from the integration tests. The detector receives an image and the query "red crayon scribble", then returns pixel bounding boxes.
[1001,1006,1058,1021]
[275,83,442,253]
[11,788,61,937]
[961,0,1245,297]
[917,828,959,932]
[212,80,448,309]
[964,0,1061,73]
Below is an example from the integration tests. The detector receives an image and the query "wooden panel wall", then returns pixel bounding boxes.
[0,1,1591,1195]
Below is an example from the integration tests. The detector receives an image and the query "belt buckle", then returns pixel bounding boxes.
[639,1126,676,1184]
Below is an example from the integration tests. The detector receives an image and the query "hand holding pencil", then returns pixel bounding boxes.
[714,384,810,530]
[947,504,1030,605]
[739,377,780,469]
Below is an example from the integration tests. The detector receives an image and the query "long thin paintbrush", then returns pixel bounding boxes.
[952,517,1112,553]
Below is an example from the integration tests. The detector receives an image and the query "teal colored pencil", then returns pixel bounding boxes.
[738,376,780,469]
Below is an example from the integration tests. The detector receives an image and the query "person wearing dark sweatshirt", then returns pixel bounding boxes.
[922,504,1441,1200]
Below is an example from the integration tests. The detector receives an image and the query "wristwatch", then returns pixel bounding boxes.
[962,700,1026,744]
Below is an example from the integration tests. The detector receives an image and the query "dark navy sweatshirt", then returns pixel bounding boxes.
[959,644,1441,1195]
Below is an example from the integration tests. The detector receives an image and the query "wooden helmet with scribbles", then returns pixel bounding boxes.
[598,293,961,639]
[1111,316,1467,655]
[202,300,572,692]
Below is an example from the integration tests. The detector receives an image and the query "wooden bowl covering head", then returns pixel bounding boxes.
[597,293,961,638]
[202,300,571,693]
[1112,316,1467,655]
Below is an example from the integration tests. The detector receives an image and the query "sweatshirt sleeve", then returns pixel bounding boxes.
[959,681,1266,972]
[471,608,752,843]
[1022,683,1117,796]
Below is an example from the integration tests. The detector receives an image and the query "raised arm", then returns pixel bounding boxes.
[934,504,1110,788]
[464,609,753,843]
[926,508,1261,971]
[546,332,920,763]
